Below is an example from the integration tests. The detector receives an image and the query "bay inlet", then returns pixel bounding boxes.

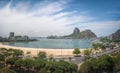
[3,39,92,49]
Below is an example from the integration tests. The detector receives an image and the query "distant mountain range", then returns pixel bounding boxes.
[47,27,97,39]
[108,29,120,40]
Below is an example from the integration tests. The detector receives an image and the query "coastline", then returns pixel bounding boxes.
[0,42,86,57]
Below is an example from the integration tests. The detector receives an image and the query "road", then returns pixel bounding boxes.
[54,46,120,64]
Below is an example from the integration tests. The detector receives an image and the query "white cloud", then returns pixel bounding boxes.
[1,0,119,37]
[0,0,91,37]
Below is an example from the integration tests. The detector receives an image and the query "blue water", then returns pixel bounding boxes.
[3,39,92,49]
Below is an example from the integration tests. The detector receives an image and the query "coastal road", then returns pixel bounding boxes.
[54,46,120,64]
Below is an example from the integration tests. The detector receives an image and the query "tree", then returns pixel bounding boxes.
[48,54,54,61]
[113,54,120,73]
[22,58,34,72]
[37,68,47,73]
[92,43,98,50]
[13,49,23,57]
[46,61,58,73]
[0,48,12,68]
[68,62,77,73]
[0,54,4,62]
[99,44,106,52]
[80,55,114,73]
[7,48,14,56]
[84,49,91,60]
[0,68,16,73]
[14,59,24,72]
[73,48,80,56]
[6,57,18,68]
[97,56,114,73]
[26,51,31,57]
[34,59,46,72]
[79,60,92,73]
[38,51,46,59]
[0,54,5,68]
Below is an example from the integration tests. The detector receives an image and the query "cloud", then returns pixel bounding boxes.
[0,0,91,37]
[0,0,119,37]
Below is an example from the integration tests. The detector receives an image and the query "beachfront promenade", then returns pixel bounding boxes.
[73,46,120,64]
[54,45,120,64]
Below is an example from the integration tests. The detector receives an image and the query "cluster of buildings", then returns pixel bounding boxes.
[9,32,29,41]
[0,32,30,42]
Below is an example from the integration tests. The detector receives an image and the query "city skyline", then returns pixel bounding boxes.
[0,0,120,37]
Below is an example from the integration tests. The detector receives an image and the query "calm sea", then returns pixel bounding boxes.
[3,39,92,49]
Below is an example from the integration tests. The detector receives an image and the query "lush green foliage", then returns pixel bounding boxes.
[80,54,120,73]
[0,68,16,73]
[92,43,105,50]
[83,49,91,60]
[0,48,78,73]
[73,48,80,56]
[1,47,120,73]
[38,51,47,59]
[100,37,120,43]
[13,49,23,57]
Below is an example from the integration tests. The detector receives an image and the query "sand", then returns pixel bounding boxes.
[0,42,85,57]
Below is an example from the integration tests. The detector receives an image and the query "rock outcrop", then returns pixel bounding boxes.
[73,27,80,35]
[64,27,97,39]
[108,29,120,40]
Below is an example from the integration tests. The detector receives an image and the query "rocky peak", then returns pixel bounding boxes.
[108,29,120,40]
[66,28,97,39]
[80,29,97,38]
[73,27,80,35]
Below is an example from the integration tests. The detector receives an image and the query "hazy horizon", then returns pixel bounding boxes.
[0,0,120,37]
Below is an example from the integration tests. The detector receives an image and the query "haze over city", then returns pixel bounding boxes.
[0,0,120,37]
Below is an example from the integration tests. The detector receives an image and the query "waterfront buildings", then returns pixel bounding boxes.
[0,32,30,42]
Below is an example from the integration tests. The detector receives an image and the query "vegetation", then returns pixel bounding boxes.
[79,52,120,73]
[100,37,120,43]
[0,41,120,73]
[92,43,105,50]
[38,51,47,59]
[92,42,106,55]
[0,68,16,73]
[83,49,91,60]
[0,48,78,73]
[73,48,81,56]
[13,49,23,57]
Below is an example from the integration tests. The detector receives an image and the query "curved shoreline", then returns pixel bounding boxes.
[0,42,86,57]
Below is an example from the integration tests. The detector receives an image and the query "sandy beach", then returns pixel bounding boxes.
[0,42,85,57]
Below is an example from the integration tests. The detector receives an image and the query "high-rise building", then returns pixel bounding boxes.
[9,32,15,41]
[9,32,14,37]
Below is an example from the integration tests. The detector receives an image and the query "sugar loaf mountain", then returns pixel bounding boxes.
[47,27,97,39]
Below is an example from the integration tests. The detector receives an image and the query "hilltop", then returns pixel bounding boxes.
[108,29,120,40]
[63,27,97,39]
[47,27,97,39]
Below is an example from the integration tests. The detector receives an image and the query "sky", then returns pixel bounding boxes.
[0,0,120,37]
